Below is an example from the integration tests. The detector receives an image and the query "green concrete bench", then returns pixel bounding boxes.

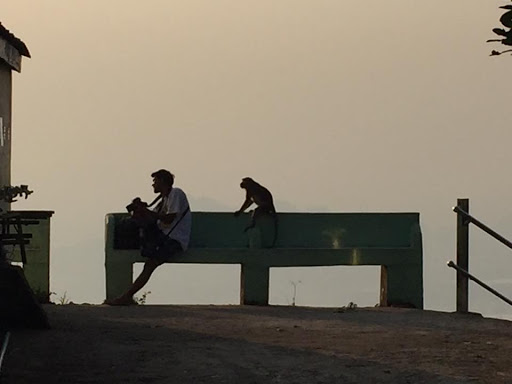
[105,212,423,308]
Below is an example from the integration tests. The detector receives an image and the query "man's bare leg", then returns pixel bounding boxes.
[105,258,162,305]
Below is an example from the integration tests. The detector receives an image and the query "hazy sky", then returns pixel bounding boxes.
[2,1,512,317]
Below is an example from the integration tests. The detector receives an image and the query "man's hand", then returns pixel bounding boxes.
[132,206,156,224]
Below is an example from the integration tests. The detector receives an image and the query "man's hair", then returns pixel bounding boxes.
[151,169,175,187]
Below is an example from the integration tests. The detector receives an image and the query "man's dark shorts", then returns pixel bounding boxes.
[140,223,184,262]
[149,238,183,263]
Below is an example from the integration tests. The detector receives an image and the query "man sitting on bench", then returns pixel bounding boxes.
[105,169,191,306]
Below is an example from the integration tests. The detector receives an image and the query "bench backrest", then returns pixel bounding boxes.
[110,212,421,249]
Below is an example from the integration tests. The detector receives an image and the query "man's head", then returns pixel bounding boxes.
[151,169,174,194]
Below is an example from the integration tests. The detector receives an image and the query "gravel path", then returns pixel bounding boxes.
[2,305,511,383]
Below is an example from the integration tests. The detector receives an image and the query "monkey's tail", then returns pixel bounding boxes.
[271,215,278,248]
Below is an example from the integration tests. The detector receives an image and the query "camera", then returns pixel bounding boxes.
[126,197,148,213]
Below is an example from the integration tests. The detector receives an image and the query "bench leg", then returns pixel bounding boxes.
[105,261,133,301]
[240,264,269,305]
[381,264,423,309]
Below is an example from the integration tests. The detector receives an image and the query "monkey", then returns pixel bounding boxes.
[234,177,278,247]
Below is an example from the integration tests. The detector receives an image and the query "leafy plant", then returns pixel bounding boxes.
[56,291,70,305]
[290,280,302,306]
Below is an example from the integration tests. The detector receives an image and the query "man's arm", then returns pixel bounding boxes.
[132,206,176,224]
[165,189,189,223]
[159,190,187,224]
[158,212,177,224]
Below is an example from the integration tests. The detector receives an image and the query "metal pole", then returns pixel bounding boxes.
[453,205,512,250]
[447,261,512,307]
[455,199,469,313]
[0,331,11,375]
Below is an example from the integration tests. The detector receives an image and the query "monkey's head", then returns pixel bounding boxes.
[240,177,255,189]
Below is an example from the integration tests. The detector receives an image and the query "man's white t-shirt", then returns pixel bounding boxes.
[153,187,191,251]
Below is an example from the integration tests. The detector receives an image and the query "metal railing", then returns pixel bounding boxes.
[453,205,512,250]
[450,198,512,313]
[447,261,512,307]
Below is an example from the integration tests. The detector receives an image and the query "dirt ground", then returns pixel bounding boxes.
[1,305,511,383]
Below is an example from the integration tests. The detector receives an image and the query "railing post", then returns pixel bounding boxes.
[456,198,469,313]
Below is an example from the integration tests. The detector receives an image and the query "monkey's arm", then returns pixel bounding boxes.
[234,198,253,216]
